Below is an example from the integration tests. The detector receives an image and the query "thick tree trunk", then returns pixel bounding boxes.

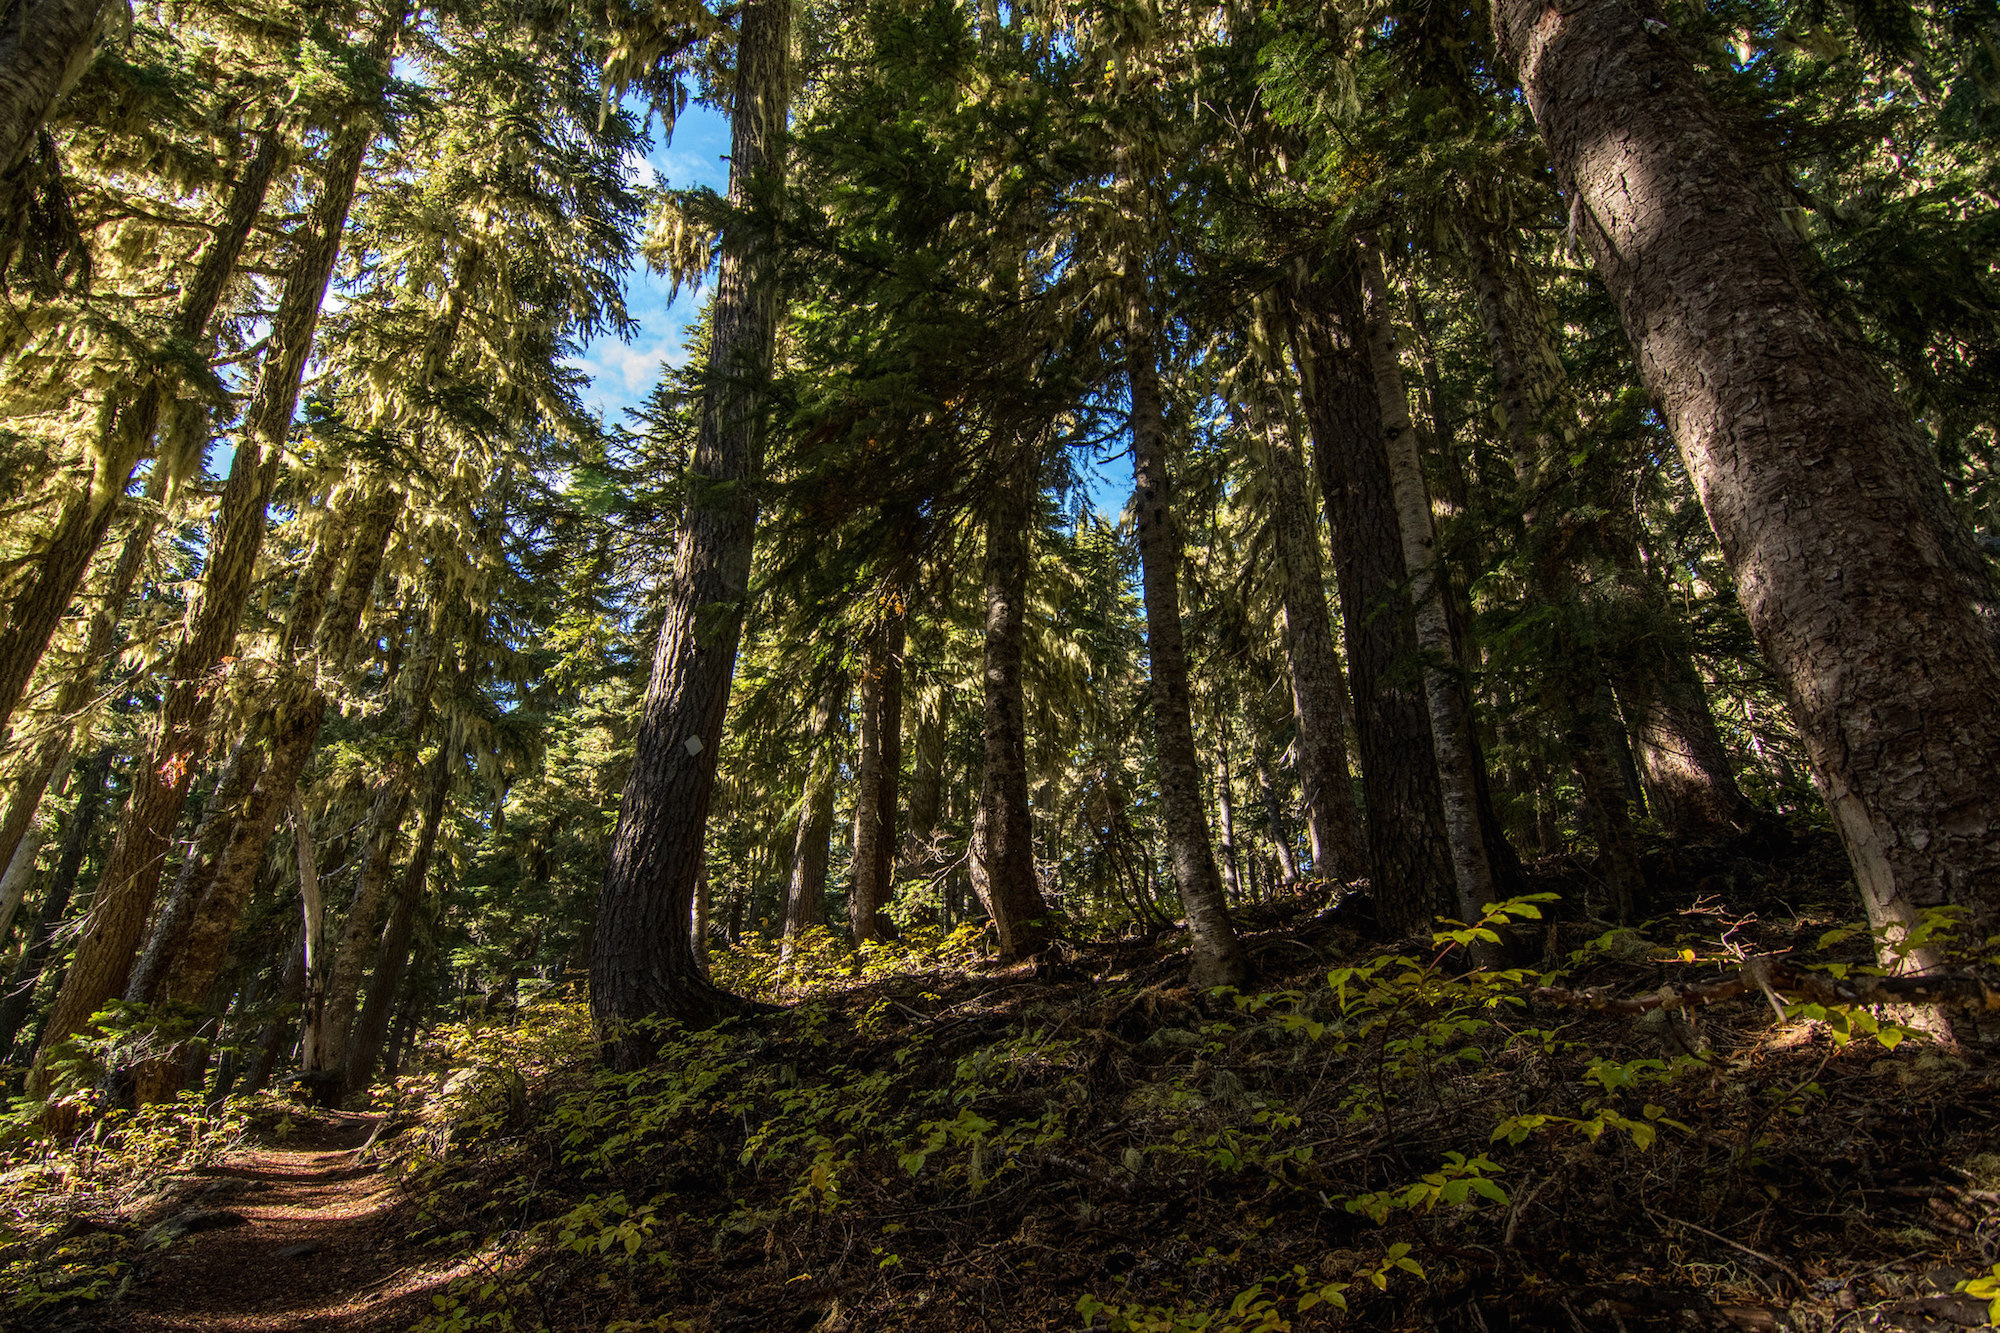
[0,749,106,1063]
[343,744,452,1094]
[1287,260,1456,936]
[1494,0,2000,961]
[125,492,397,1103]
[590,0,792,1064]
[1356,238,1502,937]
[1126,292,1249,989]
[1611,644,1755,841]
[0,127,280,741]
[1257,405,1367,884]
[848,613,904,943]
[975,446,1053,961]
[900,694,946,877]
[29,84,385,1090]
[0,0,106,239]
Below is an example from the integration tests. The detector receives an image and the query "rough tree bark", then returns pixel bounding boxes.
[1251,733,1301,890]
[1286,260,1456,936]
[974,444,1053,961]
[1126,290,1250,989]
[1255,401,1367,883]
[1356,237,1503,936]
[0,0,107,271]
[1492,0,2000,959]
[28,91,386,1091]
[590,0,792,1064]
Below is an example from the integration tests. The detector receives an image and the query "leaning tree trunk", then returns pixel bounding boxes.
[0,748,107,1063]
[1356,237,1502,937]
[29,79,386,1093]
[343,743,453,1094]
[781,666,846,964]
[974,444,1053,961]
[590,0,792,1064]
[0,126,280,742]
[0,464,186,927]
[848,612,904,943]
[0,0,107,242]
[1494,0,2000,964]
[1126,291,1250,989]
[1286,261,1455,937]
[1256,401,1367,883]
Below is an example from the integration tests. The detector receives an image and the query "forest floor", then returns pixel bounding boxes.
[20,1110,464,1332]
[7,829,2000,1331]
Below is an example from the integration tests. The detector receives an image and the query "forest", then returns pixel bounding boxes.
[1,0,1998,1326]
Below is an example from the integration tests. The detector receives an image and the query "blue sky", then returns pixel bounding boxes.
[568,103,734,425]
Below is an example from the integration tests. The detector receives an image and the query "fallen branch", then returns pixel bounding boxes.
[1533,959,2000,1015]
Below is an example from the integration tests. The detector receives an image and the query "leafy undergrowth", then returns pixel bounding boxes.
[388,840,2000,1333]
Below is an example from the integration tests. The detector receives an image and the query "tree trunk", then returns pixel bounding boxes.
[343,743,452,1094]
[1356,237,1502,938]
[1286,258,1456,937]
[29,78,388,1090]
[0,0,107,242]
[293,792,327,1075]
[1213,713,1242,901]
[0,126,280,741]
[127,490,398,1102]
[1256,402,1367,883]
[590,0,792,1064]
[781,666,846,963]
[849,613,904,943]
[1493,0,2000,961]
[0,748,107,1063]
[975,445,1053,961]
[1126,291,1250,989]
[1611,645,1755,841]
[0,466,173,888]
[900,691,946,877]
[1251,734,1301,890]
[244,934,300,1096]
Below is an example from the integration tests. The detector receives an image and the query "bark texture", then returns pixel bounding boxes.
[1126,293,1249,989]
[1287,260,1456,936]
[1493,0,2000,953]
[0,0,106,263]
[974,446,1053,961]
[344,743,454,1093]
[0,749,107,1062]
[29,102,381,1088]
[590,0,792,1063]
[1357,238,1502,934]
[1258,405,1367,884]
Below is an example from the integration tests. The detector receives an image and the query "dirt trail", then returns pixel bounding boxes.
[72,1112,445,1333]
